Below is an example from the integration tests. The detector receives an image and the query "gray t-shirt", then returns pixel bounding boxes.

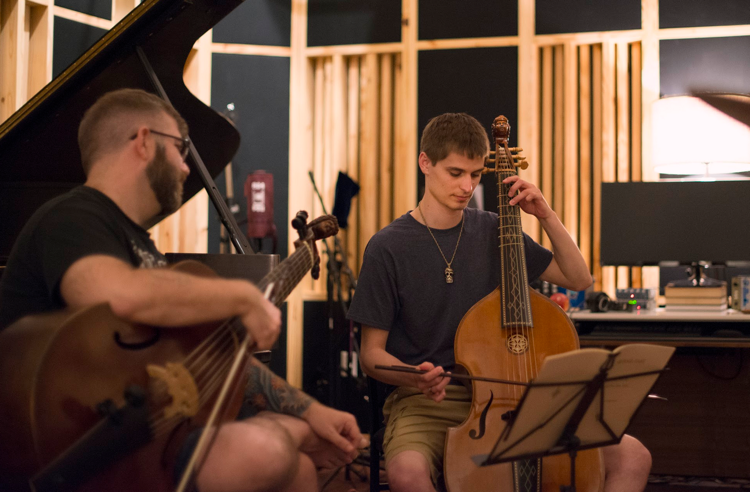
[347,207,553,371]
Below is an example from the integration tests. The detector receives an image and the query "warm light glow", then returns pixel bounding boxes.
[652,95,750,176]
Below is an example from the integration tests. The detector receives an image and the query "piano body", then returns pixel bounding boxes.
[0,0,269,263]
[0,0,280,490]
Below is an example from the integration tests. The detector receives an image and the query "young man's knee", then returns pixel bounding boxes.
[386,451,435,492]
[605,435,652,477]
[388,468,433,492]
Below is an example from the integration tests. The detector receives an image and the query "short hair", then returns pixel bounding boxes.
[77,88,188,174]
[419,112,489,164]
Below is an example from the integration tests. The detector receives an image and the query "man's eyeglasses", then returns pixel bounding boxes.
[150,129,190,159]
[132,129,190,159]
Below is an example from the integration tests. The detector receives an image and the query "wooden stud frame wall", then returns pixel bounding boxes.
[1,0,53,123]
[294,0,750,307]
[6,0,750,384]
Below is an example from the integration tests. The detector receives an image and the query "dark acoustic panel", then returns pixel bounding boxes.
[660,36,750,97]
[627,348,750,477]
[302,300,370,431]
[418,47,518,213]
[213,0,291,46]
[660,0,750,29]
[307,0,401,47]
[55,0,111,20]
[208,54,290,258]
[419,0,517,40]
[52,17,107,78]
[536,0,640,35]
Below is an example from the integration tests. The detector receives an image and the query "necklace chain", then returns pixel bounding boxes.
[417,202,464,283]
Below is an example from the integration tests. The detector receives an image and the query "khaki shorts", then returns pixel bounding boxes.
[382,385,471,484]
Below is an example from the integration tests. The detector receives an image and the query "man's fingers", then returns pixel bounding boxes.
[324,428,356,454]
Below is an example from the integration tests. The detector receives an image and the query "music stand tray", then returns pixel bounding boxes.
[472,344,674,492]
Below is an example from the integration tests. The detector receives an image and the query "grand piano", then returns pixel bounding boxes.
[0,0,263,265]
[0,1,283,490]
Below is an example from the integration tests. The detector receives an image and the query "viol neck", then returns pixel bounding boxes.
[497,165,533,329]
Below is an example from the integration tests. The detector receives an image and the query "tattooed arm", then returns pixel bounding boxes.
[242,357,366,457]
[242,357,314,417]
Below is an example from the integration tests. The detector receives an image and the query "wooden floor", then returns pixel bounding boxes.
[316,458,372,492]
[317,465,750,492]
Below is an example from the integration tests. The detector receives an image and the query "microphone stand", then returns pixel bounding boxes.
[308,172,367,485]
[307,172,360,385]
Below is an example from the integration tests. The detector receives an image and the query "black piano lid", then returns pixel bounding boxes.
[0,0,245,262]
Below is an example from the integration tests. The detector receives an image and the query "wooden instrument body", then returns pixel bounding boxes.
[443,115,604,492]
[444,288,603,492]
[0,261,243,492]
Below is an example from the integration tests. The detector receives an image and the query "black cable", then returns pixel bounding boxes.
[695,349,743,381]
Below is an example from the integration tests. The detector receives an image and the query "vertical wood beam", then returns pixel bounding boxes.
[518,0,539,240]
[323,56,334,214]
[26,2,51,98]
[540,46,553,250]
[601,41,616,297]
[579,45,592,269]
[113,0,136,22]
[332,55,347,178]
[641,0,659,183]
[616,43,630,185]
[153,32,213,255]
[641,0,661,291]
[393,0,417,216]
[318,56,333,290]
[346,57,360,273]
[1,0,26,121]
[331,53,347,278]
[615,42,630,290]
[630,42,642,288]
[178,31,212,254]
[592,44,603,291]
[379,53,393,229]
[552,45,564,224]
[312,57,325,220]
[287,0,309,388]
[630,43,642,184]
[358,53,379,265]
[563,42,578,241]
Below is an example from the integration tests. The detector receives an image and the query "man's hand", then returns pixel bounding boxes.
[301,401,368,465]
[504,175,553,219]
[413,361,451,402]
[241,286,281,350]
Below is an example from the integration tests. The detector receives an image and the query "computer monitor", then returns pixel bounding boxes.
[600,181,750,267]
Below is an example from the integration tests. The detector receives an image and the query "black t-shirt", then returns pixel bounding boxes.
[0,186,166,329]
[347,207,553,372]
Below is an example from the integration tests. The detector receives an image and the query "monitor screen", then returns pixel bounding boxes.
[600,181,750,266]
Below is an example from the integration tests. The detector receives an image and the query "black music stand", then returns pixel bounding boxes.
[471,344,674,492]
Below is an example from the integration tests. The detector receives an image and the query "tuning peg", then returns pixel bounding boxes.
[513,158,529,170]
[508,147,523,153]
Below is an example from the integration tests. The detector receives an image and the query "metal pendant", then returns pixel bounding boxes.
[445,267,454,284]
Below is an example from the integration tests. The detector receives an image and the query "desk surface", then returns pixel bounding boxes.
[570,307,750,322]
[572,308,750,347]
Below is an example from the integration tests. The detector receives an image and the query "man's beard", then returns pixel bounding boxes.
[146,143,184,215]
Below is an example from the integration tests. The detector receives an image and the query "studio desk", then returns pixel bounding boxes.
[571,308,750,479]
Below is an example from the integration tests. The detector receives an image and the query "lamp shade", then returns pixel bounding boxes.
[652,95,750,175]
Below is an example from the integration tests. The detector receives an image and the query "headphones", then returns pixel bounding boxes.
[585,291,632,312]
